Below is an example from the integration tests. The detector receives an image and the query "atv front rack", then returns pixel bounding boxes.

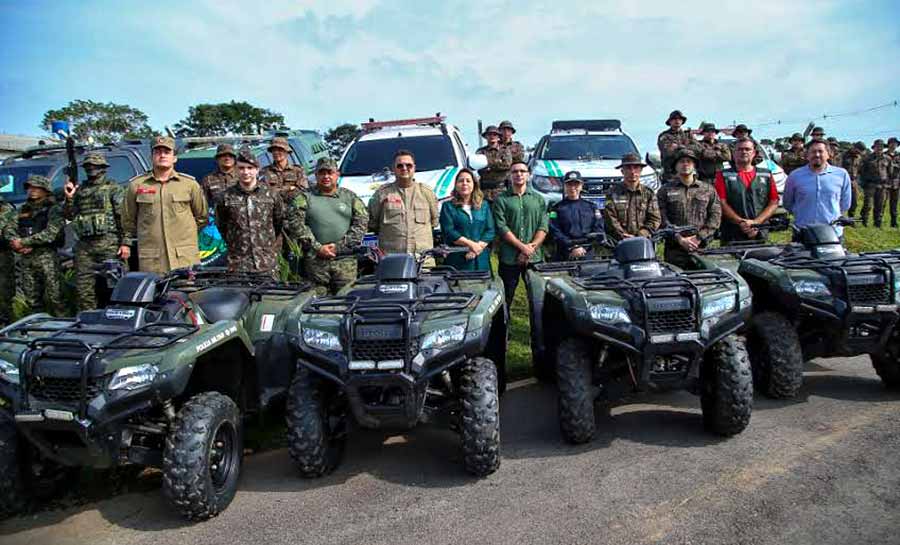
[0,316,197,418]
[772,252,900,307]
[302,292,476,315]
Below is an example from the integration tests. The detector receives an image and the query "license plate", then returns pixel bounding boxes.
[354,324,403,340]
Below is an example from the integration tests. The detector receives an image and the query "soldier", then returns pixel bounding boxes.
[200,143,238,207]
[216,148,285,275]
[842,142,867,218]
[498,120,526,164]
[779,133,808,175]
[122,136,208,274]
[368,149,439,256]
[259,137,308,203]
[657,148,721,269]
[886,137,900,227]
[860,139,891,227]
[602,153,661,243]
[0,196,17,324]
[548,171,604,261]
[476,125,512,202]
[6,176,65,315]
[657,110,695,181]
[715,137,779,244]
[729,124,764,166]
[695,123,731,183]
[811,127,826,140]
[827,137,842,168]
[287,157,367,295]
[63,152,128,311]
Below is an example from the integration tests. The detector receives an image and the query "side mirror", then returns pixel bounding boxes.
[467,153,488,171]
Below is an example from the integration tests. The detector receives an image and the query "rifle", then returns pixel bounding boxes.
[66,135,78,187]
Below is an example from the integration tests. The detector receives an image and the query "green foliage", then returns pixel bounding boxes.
[173,101,285,137]
[41,100,155,143]
[324,123,361,159]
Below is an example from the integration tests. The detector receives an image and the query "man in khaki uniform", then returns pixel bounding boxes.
[122,136,208,274]
[260,137,308,203]
[367,149,439,255]
[603,153,661,242]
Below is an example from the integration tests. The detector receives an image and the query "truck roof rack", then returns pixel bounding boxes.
[551,119,622,133]
[361,114,446,133]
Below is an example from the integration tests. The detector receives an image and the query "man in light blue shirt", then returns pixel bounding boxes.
[783,139,853,236]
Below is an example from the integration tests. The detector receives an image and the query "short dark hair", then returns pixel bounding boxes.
[734,136,755,148]
[509,159,530,171]
[393,149,415,163]
[805,138,828,150]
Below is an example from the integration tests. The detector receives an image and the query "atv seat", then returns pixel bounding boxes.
[191,288,251,323]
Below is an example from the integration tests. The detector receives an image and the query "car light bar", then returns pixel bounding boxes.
[349,360,376,370]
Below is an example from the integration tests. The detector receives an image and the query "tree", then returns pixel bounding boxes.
[173,101,285,137]
[324,123,361,159]
[41,100,155,143]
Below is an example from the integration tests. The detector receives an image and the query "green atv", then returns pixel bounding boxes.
[0,265,315,520]
[287,246,507,477]
[694,216,900,397]
[526,228,754,444]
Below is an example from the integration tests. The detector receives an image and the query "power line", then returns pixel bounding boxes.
[752,99,898,128]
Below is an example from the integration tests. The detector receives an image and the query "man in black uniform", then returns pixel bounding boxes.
[548,171,604,261]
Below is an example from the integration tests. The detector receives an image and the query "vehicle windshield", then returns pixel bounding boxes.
[540,135,637,161]
[341,135,457,175]
[0,164,55,200]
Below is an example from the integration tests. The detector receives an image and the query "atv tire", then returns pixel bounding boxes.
[286,368,345,478]
[162,392,243,521]
[871,331,900,390]
[0,411,26,517]
[459,357,501,477]
[747,311,804,398]
[701,334,753,436]
[556,337,596,444]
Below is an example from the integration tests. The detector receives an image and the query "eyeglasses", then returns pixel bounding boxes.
[395,163,415,169]
[510,169,529,174]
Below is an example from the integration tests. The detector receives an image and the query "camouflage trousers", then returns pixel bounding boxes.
[74,235,126,312]
[847,181,862,218]
[861,185,885,227]
[886,188,900,227]
[20,249,64,316]
[304,256,357,296]
[0,250,14,325]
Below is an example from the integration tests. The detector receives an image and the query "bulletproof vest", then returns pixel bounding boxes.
[306,190,354,245]
[18,200,56,245]
[72,177,117,238]
[720,168,772,242]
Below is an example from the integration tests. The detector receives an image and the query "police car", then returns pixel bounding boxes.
[529,119,660,209]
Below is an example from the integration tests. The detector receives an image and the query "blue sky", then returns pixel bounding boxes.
[1,0,899,153]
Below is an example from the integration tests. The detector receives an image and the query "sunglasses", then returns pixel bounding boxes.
[395,163,415,169]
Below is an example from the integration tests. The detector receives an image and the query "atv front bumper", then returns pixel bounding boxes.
[797,298,899,358]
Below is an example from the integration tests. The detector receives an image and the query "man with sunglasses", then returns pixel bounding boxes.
[368,149,439,257]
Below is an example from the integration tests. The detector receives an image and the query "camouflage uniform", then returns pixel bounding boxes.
[860,144,891,227]
[7,176,65,316]
[657,171,722,269]
[287,182,368,296]
[886,145,900,227]
[200,144,239,207]
[780,135,807,175]
[657,128,695,181]
[63,153,127,312]
[216,182,285,275]
[0,198,17,324]
[828,139,843,170]
[498,121,526,164]
[695,139,732,183]
[602,183,661,242]
[476,146,512,200]
[841,144,865,218]
[259,137,308,203]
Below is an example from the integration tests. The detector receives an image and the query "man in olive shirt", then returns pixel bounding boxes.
[368,149,439,256]
[122,136,208,274]
[288,157,368,295]
[603,153,661,243]
[493,160,549,310]
[200,143,238,207]
[695,123,731,183]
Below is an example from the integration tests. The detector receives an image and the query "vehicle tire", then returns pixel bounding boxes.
[556,337,596,444]
[701,334,753,436]
[0,411,26,517]
[747,311,804,398]
[286,368,345,478]
[459,357,501,477]
[871,330,900,390]
[162,392,243,521]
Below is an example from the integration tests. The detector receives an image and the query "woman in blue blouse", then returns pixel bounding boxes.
[439,169,495,271]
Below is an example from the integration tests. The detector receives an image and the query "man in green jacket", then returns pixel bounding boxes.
[492,160,548,310]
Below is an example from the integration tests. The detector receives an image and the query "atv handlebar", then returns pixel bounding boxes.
[567,232,615,249]
[652,225,698,243]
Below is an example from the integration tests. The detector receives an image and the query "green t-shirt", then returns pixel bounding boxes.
[492,187,549,265]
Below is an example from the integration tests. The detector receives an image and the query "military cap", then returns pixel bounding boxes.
[235,146,259,167]
[873,139,885,147]
[733,124,752,135]
[481,125,501,137]
[671,147,698,164]
[811,126,825,136]
[152,135,176,151]
[215,143,236,158]
[81,152,109,167]
[666,110,687,125]
[498,120,516,133]
[853,141,867,151]
[563,170,584,184]
[316,157,339,171]
[790,133,804,142]
[267,137,291,153]
[888,137,899,146]
[24,175,52,192]
[615,153,647,169]
[827,137,838,144]
[700,123,719,133]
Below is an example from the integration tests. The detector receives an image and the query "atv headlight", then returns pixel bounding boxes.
[108,364,158,391]
[421,324,466,350]
[795,280,830,297]
[0,359,19,385]
[701,294,736,319]
[589,304,631,324]
[302,328,342,351]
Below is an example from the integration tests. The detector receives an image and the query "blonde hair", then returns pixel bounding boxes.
[451,168,484,209]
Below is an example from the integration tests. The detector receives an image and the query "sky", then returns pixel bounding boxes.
[1,0,899,154]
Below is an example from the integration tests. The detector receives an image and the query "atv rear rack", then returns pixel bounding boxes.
[164,268,311,296]
[0,316,197,418]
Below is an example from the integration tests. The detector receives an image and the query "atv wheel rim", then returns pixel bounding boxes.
[208,421,236,491]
